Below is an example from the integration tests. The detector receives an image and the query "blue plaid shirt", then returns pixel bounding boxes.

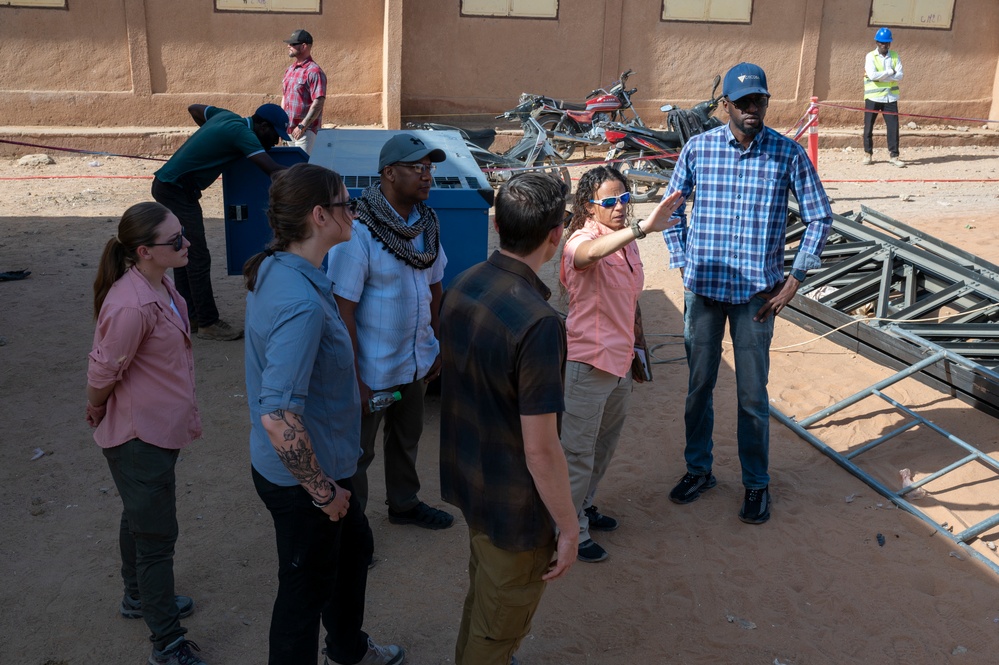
[662,124,832,304]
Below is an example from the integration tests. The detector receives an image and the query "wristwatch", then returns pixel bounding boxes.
[630,220,647,240]
[296,123,305,130]
[790,268,807,283]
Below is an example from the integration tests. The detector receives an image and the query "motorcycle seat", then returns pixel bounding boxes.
[553,100,588,111]
[414,123,497,150]
[460,127,498,150]
[627,125,682,146]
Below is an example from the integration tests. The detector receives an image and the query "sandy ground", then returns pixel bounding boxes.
[3,144,999,665]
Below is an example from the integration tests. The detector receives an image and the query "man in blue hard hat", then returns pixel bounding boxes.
[863,27,905,168]
[152,103,290,340]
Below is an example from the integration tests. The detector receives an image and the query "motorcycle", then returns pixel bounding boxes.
[526,69,645,160]
[407,97,571,192]
[603,74,724,202]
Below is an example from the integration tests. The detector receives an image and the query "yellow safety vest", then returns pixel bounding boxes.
[864,50,900,100]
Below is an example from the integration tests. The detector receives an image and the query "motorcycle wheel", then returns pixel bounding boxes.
[537,113,577,161]
[615,155,670,204]
[532,155,573,194]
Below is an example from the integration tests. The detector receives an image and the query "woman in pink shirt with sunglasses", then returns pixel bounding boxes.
[86,202,206,665]
[559,166,683,563]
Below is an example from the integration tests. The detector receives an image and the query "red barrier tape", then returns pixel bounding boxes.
[814,102,999,125]
[0,175,154,181]
[0,138,167,162]
[823,178,999,183]
[477,148,680,175]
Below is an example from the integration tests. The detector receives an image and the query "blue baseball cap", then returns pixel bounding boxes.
[254,103,291,141]
[723,63,770,102]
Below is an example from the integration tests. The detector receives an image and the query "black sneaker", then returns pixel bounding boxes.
[149,638,206,665]
[668,472,717,504]
[324,638,404,665]
[388,501,454,530]
[739,486,771,524]
[584,505,619,531]
[577,539,608,563]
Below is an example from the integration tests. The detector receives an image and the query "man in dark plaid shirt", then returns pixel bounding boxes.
[439,173,578,665]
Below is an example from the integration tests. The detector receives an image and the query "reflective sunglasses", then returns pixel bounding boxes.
[589,191,631,208]
[149,228,185,251]
[327,197,360,215]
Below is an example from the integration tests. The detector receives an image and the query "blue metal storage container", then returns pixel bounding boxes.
[221,145,308,275]
[311,128,493,287]
[220,130,493,285]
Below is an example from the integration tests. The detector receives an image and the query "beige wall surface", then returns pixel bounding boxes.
[816,0,999,126]
[0,0,384,128]
[402,0,999,129]
[0,4,131,90]
[0,0,997,132]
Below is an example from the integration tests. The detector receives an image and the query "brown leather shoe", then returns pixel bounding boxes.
[196,319,243,341]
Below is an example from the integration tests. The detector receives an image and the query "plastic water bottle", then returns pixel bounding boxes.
[368,390,402,412]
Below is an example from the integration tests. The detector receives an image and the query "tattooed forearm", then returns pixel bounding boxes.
[263,410,332,501]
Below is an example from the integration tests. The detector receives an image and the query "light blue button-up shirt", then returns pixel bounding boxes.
[245,252,361,486]
[326,191,447,390]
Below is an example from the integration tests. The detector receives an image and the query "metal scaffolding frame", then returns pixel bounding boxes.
[770,332,999,577]
[773,204,999,577]
[783,204,999,415]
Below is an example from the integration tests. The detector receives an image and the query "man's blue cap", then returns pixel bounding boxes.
[254,103,291,141]
[722,63,770,102]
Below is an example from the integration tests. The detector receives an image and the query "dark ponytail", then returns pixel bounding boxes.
[93,202,170,318]
[244,163,344,291]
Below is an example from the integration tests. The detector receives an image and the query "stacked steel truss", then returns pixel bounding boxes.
[775,203,999,577]
[784,203,999,415]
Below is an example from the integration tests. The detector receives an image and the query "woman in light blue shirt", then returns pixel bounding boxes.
[243,163,405,665]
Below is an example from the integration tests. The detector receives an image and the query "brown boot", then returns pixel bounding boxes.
[196,318,243,341]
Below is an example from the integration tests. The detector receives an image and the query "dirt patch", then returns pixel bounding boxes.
[3,146,999,664]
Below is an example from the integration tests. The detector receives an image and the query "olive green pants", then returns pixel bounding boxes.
[455,528,555,665]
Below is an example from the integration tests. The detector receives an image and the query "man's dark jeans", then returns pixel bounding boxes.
[103,439,186,652]
[252,467,374,665]
[863,99,900,157]
[151,177,220,327]
[355,379,427,513]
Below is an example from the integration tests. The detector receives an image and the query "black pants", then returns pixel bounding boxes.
[355,379,426,513]
[103,439,186,651]
[252,468,373,665]
[863,99,900,157]
[151,177,220,327]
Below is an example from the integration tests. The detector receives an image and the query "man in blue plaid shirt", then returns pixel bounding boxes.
[661,62,832,524]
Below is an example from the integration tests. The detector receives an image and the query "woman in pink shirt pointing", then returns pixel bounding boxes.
[559,166,682,563]
[86,202,207,665]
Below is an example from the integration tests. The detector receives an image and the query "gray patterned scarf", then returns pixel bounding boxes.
[357,184,440,270]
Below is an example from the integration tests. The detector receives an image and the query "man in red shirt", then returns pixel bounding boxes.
[281,29,327,154]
